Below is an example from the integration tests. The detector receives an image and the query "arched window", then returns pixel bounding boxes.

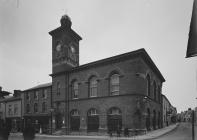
[34,91,38,100]
[26,104,30,113]
[89,76,97,97]
[146,74,151,96]
[42,102,47,112]
[34,103,38,113]
[108,107,121,115]
[88,108,98,116]
[71,109,79,116]
[110,74,120,95]
[72,81,79,99]
[153,81,157,100]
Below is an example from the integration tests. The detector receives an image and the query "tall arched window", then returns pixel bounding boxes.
[153,81,157,100]
[110,74,120,95]
[72,81,79,99]
[89,76,97,97]
[34,103,38,113]
[146,74,151,96]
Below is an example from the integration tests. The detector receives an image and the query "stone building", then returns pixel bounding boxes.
[0,90,23,132]
[23,83,52,133]
[49,15,165,134]
[162,94,177,127]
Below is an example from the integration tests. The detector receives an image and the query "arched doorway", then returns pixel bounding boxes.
[152,110,156,130]
[55,113,62,129]
[87,108,99,132]
[146,108,151,131]
[107,107,122,132]
[70,110,80,131]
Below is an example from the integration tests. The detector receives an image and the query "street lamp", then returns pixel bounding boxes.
[50,108,54,135]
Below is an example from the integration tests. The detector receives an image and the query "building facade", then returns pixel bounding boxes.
[0,90,23,132]
[49,15,165,134]
[23,83,52,134]
[162,94,177,127]
[0,101,5,120]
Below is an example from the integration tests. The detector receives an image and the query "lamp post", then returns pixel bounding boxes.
[50,108,54,135]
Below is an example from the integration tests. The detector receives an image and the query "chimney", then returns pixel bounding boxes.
[13,90,21,97]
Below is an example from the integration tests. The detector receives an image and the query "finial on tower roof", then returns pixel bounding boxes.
[60,14,72,28]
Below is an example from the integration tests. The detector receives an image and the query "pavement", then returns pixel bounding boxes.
[10,123,179,140]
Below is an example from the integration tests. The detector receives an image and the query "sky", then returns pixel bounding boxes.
[0,0,196,112]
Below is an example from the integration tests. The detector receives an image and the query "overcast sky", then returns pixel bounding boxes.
[0,0,196,112]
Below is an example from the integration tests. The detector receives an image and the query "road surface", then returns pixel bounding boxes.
[154,122,195,140]
[8,122,196,140]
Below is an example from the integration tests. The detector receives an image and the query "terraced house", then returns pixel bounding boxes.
[49,15,165,134]
[23,83,52,133]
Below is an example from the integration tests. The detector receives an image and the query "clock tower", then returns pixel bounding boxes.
[49,15,82,74]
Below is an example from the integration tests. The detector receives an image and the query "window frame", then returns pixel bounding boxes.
[34,103,38,113]
[89,76,98,98]
[110,73,120,96]
[72,81,79,99]
[88,108,98,116]
[42,102,46,113]
[26,92,30,101]
[42,89,48,99]
[71,110,79,116]
[34,91,39,100]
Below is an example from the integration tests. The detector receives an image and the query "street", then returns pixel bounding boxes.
[154,122,196,140]
[8,123,196,140]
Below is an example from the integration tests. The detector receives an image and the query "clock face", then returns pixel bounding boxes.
[69,44,77,62]
[70,45,75,53]
[56,43,61,52]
